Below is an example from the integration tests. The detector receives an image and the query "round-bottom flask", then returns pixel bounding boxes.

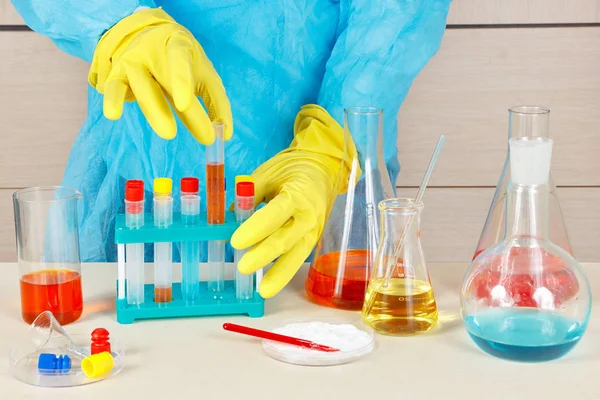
[461,138,591,362]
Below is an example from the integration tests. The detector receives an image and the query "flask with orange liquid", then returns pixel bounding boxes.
[305,107,395,310]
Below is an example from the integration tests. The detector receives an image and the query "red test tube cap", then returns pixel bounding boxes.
[91,328,111,355]
[236,181,254,197]
[181,177,199,193]
[125,180,144,201]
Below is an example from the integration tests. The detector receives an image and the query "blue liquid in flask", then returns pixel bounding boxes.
[465,308,586,362]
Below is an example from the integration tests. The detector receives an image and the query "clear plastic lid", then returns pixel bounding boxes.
[9,334,125,387]
[9,311,125,387]
[261,318,375,366]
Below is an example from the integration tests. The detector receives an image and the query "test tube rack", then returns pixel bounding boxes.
[114,211,265,324]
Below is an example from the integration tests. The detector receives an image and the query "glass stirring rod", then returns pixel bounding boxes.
[384,135,445,287]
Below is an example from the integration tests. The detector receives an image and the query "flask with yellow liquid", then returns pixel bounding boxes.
[362,198,438,335]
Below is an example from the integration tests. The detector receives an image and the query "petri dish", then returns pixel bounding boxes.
[261,318,375,366]
[9,334,125,387]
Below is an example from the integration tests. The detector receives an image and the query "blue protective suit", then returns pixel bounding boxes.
[13,0,451,262]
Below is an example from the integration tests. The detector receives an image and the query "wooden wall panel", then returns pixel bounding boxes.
[3,0,600,26]
[0,0,22,25]
[0,190,15,261]
[397,27,600,187]
[0,33,87,187]
[1,187,597,262]
[1,2,599,262]
[448,0,600,24]
[399,187,600,263]
[1,29,599,188]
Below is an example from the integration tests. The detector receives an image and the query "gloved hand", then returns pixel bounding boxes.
[230,105,359,298]
[88,7,232,143]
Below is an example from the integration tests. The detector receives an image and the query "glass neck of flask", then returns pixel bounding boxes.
[505,183,549,240]
[379,199,421,246]
[344,108,383,169]
[508,106,550,139]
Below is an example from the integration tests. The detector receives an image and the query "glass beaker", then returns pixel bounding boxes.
[13,187,84,325]
[461,138,591,362]
[474,106,572,259]
[362,198,438,335]
[305,107,395,310]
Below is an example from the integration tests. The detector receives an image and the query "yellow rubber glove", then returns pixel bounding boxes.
[88,7,232,143]
[230,105,359,299]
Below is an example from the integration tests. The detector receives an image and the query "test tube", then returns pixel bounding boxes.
[235,181,256,300]
[125,180,145,305]
[207,122,225,296]
[181,177,200,302]
[153,178,174,303]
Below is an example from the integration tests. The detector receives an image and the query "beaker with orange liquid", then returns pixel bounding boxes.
[13,186,84,325]
[305,108,395,310]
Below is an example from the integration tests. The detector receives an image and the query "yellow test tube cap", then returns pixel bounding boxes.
[235,175,254,185]
[153,178,173,195]
[81,352,114,378]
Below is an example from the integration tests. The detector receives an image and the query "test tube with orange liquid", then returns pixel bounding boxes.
[14,187,84,325]
[207,123,226,296]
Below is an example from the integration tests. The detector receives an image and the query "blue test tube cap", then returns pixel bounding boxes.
[38,353,71,374]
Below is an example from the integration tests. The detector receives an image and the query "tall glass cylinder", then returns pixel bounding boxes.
[474,106,572,259]
[305,107,395,310]
[13,186,83,325]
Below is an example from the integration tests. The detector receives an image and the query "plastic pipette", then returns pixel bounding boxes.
[207,123,226,296]
[383,135,445,287]
[235,181,256,300]
[125,180,145,306]
[222,323,340,352]
[153,178,174,302]
[181,177,201,302]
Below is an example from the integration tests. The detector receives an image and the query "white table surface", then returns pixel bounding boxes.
[1,262,599,400]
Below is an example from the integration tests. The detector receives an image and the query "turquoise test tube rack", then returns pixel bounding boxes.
[114,210,265,324]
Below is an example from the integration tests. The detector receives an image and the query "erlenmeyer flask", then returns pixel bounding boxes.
[362,198,438,335]
[461,138,591,362]
[305,107,395,310]
[474,106,572,259]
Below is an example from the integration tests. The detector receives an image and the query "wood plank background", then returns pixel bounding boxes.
[3,0,600,25]
[448,0,600,24]
[1,1,599,262]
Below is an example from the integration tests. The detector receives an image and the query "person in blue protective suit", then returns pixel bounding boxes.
[13,0,451,298]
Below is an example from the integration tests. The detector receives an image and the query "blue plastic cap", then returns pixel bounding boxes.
[38,353,55,371]
[61,355,72,373]
[38,353,71,374]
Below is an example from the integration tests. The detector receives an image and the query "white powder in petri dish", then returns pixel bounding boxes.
[262,321,375,366]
